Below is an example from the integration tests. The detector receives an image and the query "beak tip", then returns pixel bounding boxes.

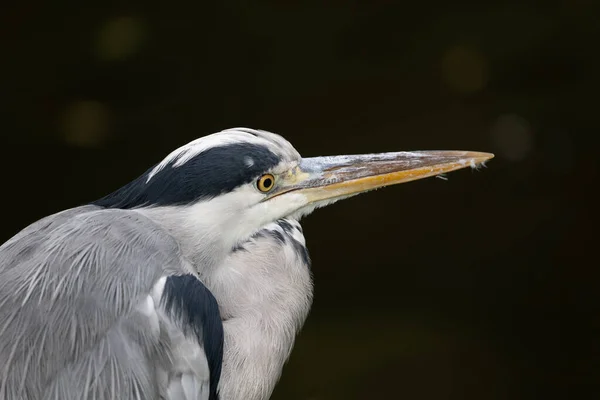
[468,151,495,166]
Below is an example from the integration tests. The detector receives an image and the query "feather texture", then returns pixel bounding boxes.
[0,206,222,400]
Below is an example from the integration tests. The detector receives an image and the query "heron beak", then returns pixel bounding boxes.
[271,150,494,204]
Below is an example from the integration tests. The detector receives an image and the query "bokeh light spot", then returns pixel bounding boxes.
[61,101,111,148]
[95,16,145,61]
[441,45,488,94]
[490,114,534,162]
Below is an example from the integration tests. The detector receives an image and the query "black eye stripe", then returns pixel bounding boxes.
[93,143,281,208]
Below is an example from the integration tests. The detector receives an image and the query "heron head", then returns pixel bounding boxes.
[94,127,493,256]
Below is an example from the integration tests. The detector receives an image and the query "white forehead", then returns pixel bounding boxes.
[147,127,301,182]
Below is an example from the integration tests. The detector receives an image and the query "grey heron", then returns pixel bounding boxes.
[0,127,493,400]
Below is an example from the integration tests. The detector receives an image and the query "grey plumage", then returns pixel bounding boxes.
[0,206,197,399]
[0,206,311,400]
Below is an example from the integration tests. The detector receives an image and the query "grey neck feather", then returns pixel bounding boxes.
[137,206,231,272]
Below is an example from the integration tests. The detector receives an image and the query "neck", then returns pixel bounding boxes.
[136,191,294,273]
[206,219,313,400]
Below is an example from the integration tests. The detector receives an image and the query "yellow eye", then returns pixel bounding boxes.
[257,174,275,192]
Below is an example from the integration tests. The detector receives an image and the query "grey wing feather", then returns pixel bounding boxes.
[158,316,211,400]
[0,206,203,400]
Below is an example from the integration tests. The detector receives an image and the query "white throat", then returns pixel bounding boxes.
[137,185,310,274]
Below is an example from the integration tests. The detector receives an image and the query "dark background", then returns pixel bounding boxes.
[1,1,598,399]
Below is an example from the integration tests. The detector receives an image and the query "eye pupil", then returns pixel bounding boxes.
[263,178,272,187]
